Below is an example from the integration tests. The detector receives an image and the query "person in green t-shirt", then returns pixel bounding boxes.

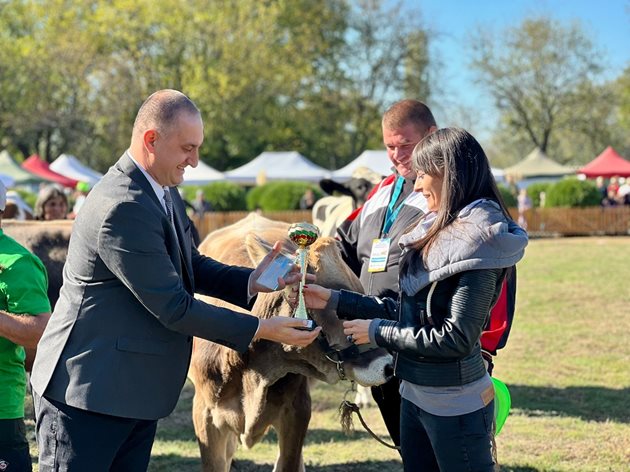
[0,181,51,472]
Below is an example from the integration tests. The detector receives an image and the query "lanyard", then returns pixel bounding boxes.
[382,176,405,236]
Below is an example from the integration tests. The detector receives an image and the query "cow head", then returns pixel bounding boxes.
[245,233,393,387]
[319,166,383,210]
[319,177,374,209]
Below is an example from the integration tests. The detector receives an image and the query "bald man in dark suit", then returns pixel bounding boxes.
[31,89,319,471]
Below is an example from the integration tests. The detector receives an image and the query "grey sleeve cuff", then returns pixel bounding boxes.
[325,290,340,312]
[368,319,384,347]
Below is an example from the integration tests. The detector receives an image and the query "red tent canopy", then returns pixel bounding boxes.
[21,154,79,188]
[577,146,630,179]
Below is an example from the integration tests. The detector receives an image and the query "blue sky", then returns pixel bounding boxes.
[404,0,630,138]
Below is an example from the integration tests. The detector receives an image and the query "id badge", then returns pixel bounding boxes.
[368,238,391,273]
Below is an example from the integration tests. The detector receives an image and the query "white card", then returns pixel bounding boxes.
[257,253,294,290]
[368,238,391,273]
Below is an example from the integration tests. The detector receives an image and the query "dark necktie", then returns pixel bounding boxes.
[163,186,190,283]
[163,187,178,234]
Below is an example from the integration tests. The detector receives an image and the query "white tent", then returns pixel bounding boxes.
[183,160,224,185]
[331,150,392,181]
[225,151,330,184]
[332,150,508,184]
[50,154,103,186]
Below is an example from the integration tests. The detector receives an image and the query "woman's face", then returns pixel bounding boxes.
[43,196,68,220]
[414,171,443,212]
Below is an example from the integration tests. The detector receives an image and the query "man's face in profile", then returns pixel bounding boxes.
[382,123,426,179]
[149,112,204,187]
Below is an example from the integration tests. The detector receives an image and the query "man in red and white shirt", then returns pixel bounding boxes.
[336,99,437,446]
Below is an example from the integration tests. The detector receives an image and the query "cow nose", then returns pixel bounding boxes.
[384,363,394,379]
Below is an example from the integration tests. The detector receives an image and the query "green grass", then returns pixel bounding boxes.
[25,236,630,471]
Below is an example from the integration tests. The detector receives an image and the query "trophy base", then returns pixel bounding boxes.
[295,319,316,331]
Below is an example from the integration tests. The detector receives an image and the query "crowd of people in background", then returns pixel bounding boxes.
[5,172,630,227]
[4,183,74,221]
[597,176,630,207]
[3,180,220,224]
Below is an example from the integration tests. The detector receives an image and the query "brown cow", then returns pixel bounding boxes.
[189,213,393,472]
[2,220,73,308]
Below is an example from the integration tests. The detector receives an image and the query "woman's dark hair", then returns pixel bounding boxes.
[410,127,510,257]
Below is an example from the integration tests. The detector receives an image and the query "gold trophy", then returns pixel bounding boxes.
[288,222,320,330]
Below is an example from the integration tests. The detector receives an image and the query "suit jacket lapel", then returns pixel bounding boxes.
[117,153,164,212]
[117,153,194,292]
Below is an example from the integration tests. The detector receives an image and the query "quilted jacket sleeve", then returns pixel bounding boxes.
[336,289,399,321]
[374,269,502,358]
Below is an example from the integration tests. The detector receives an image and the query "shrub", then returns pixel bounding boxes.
[497,184,517,207]
[247,181,319,211]
[246,185,268,211]
[545,178,601,207]
[179,186,197,202]
[180,181,246,211]
[525,182,553,207]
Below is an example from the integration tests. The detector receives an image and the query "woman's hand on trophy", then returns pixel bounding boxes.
[286,276,316,307]
[301,284,331,310]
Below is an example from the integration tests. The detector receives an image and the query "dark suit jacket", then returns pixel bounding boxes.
[31,153,259,420]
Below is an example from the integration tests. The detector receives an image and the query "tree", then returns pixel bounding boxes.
[552,78,628,163]
[0,0,432,172]
[612,66,630,156]
[470,17,603,163]
[317,0,430,168]
[0,1,97,162]
[487,66,630,167]
[182,0,338,169]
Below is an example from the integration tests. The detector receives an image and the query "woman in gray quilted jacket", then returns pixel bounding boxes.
[304,128,528,471]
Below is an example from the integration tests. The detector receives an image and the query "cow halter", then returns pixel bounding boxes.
[282,288,371,381]
[318,334,379,382]
[319,335,352,380]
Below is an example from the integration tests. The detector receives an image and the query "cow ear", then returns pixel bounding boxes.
[244,233,275,265]
[245,233,297,265]
[320,178,352,197]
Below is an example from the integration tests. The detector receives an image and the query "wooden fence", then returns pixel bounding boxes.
[512,206,630,237]
[192,210,314,241]
[192,206,630,241]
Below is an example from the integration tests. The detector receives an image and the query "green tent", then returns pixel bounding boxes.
[503,148,575,179]
[503,148,574,179]
[0,150,44,186]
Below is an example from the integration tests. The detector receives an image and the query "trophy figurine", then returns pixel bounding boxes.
[288,222,320,330]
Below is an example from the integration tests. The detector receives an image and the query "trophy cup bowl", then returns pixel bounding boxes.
[288,222,319,248]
